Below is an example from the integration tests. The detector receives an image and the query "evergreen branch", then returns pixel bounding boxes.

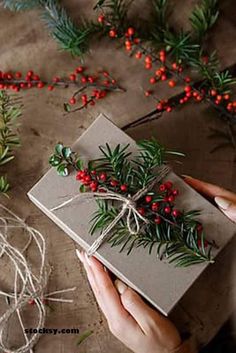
[1,0,40,11]
[190,0,219,40]
[95,0,132,31]
[0,91,21,196]
[164,31,200,62]
[41,0,99,56]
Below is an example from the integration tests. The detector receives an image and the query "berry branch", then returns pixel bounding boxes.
[0,66,124,114]
[49,139,214,267]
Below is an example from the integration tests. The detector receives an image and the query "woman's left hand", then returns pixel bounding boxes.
[76,250,182,353]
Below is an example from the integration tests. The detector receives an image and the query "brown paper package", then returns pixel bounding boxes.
[28,114,236,316]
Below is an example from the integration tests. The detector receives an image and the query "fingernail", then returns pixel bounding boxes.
[76,249,84,262]
[182,174,193,179]
[85,252,93,266]
[114,279,127,294]
[215,196,231,210]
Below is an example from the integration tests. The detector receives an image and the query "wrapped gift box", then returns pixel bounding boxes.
[28,114,236,316]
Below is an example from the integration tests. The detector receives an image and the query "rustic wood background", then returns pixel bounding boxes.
[0,1,235,352]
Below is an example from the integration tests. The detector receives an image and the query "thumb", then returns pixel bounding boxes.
[115,279,161,332]
[214,196,236,223]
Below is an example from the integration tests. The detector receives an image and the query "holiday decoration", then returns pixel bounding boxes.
[0,90,21,196]
[49,141,214,267]
[28,114,236,315]
[0,67,124,114]
[0,204,76,353]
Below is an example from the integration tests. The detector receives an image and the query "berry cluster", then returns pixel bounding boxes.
[0,66,123,113]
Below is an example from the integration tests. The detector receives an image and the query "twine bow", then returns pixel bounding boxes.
[51,165,170,256]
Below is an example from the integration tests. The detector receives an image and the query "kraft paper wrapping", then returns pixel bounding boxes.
[28,114,236,316]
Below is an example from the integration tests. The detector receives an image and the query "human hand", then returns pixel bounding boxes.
[76,250,182,353]
[183,175,236,223]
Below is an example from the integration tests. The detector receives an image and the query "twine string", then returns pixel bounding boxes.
[0,205,76,353]
[51,165,170,256]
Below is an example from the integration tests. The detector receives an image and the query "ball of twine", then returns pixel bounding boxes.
[0,205,76,353]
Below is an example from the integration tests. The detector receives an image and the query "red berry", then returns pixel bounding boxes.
[145,56,152,64]
[37,81,44,88]
[154,216,162,224]
[210,89,217,96]
[145,90,152,97]
[172,189,179,196]
[27,82,32,88]
[27,70,33,77]
[186,92,192,98]
[103,71,109,77]
[165,181,173,189]
[125,39,132,47]
[69,97,76,105]
[98,15,105,23]
[76,66,84,74]
[168,195,174,202]
[138,207,145,216]
[161,74,167,81]
[159,184,166,191]
[156,103,163,110]
[151,202,159,211]
[90,181,98,191]
[184,85,192,93]
[160,67,166,73]
[81,76,87,84]
[69,74,76,81]
[166,106,172,113]
[149,77,156,84]
[33,74,40,81]
[81,94,88,102]
[109,29,117,38]
[224,94,230,100]
[20,83,26,88]
[172,63,178,70]
[99,172,107,181]
[15,72,22,79]
[53,76,60,83]
[110,179,118,187]
[216,95,222,101]
[184,77,191,83]
[88,76,95,83]
[48,85,54,91]
[135,51,142,59]
[168,80,176,88]
[159,50,166,57]
[172,209,180,217]
[145,62,152,70]
[127,27,135,36]
[145,195,152,203]
[179,98,184,104]
[120,184,128,192]
[164,206,171,214]
[155,69,162,76]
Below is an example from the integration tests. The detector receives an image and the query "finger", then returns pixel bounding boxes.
[115,279,164,334]
[183,175,236,202]
[76,250,139,331]
[214,196,236,223]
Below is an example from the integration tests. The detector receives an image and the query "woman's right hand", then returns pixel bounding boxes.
[183,175,236,223]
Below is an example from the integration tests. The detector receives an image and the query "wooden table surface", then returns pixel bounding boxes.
[0,1,235,352]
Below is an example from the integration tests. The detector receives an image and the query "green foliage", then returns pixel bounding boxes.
[2,0,40,11]
[212,71,236,94]
[190,0,219,40]
[49,143,82,176]
[164,31,200,62]
[41,0,99,56]
[0,91,21,197]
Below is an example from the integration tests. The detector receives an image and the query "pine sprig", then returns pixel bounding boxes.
[51,140,215,267]
[0,91,21,196]
[1,0,40,11]
[190,0,219,40]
